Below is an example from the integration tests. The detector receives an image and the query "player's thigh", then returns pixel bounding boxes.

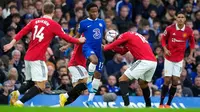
[172,60,183,77]
[30,60,48,82]
[68,65,88,84]
[82,45,96,59]
[24,60,31,81]
[124,60,147,80]
[164,58,173,77]
[141,61,157,82]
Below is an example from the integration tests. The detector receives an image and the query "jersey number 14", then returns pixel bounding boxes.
[33,25,45,42]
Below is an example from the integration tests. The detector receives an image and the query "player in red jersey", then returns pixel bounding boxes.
[104,31,157,107]
[159,11,195,108]
[3,2,86,107]
[58,37,89,107]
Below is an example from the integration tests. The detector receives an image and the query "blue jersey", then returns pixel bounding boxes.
[78,18,106,72]
[78,18,106,49]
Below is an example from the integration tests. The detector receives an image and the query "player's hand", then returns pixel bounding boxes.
[164,48,171,56]
[101,44,105,49]
[78,37,86,43]
[3,43,14,52]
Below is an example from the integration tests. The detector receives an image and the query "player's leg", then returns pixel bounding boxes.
[87,54,103,105]
[59,66,88,107]
[138,60,157,107]
[14,60,48,107]
[166,60,183,107]
[119,60,144,106]
[159,59,173,107]
[10,61,34,105]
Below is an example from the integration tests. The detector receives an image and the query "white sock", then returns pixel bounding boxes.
[87,75,93,84]
[64,93,69,99]
[16,100,23,104]
[88,62,97,73]
[88,78,101,101]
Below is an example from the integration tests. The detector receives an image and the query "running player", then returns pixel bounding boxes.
[3,2,85,107]
[104,31,157,107]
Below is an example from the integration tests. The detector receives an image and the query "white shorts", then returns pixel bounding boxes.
[68,65,88,83]
[25,60,48,82]
[124,60,157,82]
[164,58,183,77]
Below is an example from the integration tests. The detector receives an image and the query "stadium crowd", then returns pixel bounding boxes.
[0,0,200,105]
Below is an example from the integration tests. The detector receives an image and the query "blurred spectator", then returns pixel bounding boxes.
[56,74,72,92]
[106,53,126,76]
[93,0,105,19]
[184,3,193,20]
[190,63,200,83]
[7,67,21,90]
[2,0,17,19]
[135,0,157,19]
[19,0,29,16]
[181,68,193,88]
[53,7,63,23]
[69,7,84,28]
[162,5,176,27]
[151,19,161,37]
[0,6,4,32]
[123,52,134,67]
[23,13,34,25]
[175,85,193,97]
[25,4,39,18]
[186,19,194,29]
[154,70,164,90]
[150,0,165,18]
[10,49,25,83]
[153,90,161,96]
[0,26,16,57]
[193,10,200,31]
[105,17,118,32]
[106,75,120,95]
[10,13,22,33]
[148,9,158,28]
[35,0,43,17]
[113,5,133,34]
[191,76,200,97]
[0,59,6,84]
[97,85,108,95]
[116,0,132,19]
[193,29,200,47]
[105,0,116,13]
[0,80,13,104]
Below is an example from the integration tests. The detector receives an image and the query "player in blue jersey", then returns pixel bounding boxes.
[75,3,106,106]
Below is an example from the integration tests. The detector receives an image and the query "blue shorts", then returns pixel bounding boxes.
[82,45,104,72]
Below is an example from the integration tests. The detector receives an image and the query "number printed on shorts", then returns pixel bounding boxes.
[33,25,45,42]
[135,33,148,43]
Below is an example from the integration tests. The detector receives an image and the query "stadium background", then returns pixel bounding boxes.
[0,0,200,108]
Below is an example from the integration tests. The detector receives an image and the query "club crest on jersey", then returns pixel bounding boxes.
[99,23,103,27]
[183,33,187,38]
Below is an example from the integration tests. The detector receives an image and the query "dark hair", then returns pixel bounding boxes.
[86,3,98,11]
[75,7,83,12]
[10,5,17,10]
[7,0,16,5]
[43,2,55,14]
[176,11,186,16]
[12,13,20,18]
[58,66,67,71]
[61,74,69,78]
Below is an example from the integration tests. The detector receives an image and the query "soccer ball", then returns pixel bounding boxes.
[105,30,119,43]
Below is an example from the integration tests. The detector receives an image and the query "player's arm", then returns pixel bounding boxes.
[104,33,128,51]
[4,20,33,52]
[189,30,195,58]
[161,27,171,56]
[112,46,129,55]
[54,23,85,44]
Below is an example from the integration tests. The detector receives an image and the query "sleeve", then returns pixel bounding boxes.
[14,20,33,41]
[112,46,129,55]
[53,23,79,44]
[78,21,85,34]
[104,33,128,51]
[189,30,195,49]
[161,26,170,47]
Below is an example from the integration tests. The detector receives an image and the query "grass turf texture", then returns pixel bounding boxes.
[0,106,200,112]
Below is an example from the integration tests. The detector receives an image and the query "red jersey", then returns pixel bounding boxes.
[14,16,79,61]
[161,24,195,62]
[104,32,156,61]
[68,44,86,68]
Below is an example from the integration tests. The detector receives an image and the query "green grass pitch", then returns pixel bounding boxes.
[0,106,200,112]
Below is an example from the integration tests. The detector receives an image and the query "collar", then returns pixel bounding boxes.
[87,18,98,21]
[176,23,185,31]
[43,15,52,19]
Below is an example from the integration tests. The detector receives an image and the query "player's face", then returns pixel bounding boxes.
[88,7,98,20]
[176,14,186,25]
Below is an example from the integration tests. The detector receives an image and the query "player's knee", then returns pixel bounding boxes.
[138,79,148,88]
[172,77,180,86]
[35,81,46,91]
[164,76,171,85]
[119,74,129,82]
[90,55,98,64]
